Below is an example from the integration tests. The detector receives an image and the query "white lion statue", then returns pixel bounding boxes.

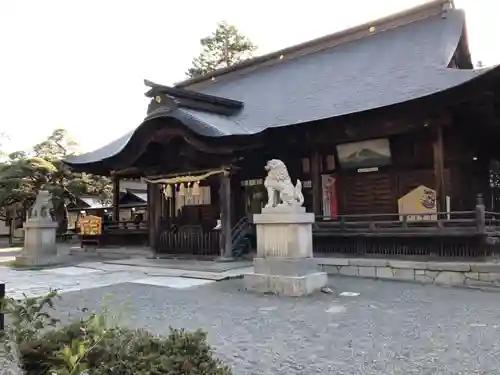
[264,159,304,208]
[29,190,53,220]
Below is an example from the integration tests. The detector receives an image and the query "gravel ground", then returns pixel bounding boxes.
[43,276,500,375]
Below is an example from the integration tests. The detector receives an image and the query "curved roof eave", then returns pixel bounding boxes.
[64,65,500,167]
[63,107,247,166]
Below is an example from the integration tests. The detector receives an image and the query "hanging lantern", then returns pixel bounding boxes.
[192,181,200,196]
[178,182,186,196]
[164,184,173,199]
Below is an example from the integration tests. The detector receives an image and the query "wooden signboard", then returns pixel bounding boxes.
[398,185,437,221]
[79,215,102,236]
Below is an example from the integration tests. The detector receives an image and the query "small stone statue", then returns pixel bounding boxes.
[29,190,54,221]
[263,159,304,208]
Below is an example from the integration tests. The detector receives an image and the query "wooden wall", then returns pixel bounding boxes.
[143,112,493,225]
[292,126,487,216]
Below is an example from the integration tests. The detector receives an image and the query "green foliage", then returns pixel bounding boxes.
[2,290,232,375]
[0,289,61,371]
[187,21,257,78]
[0,128,112,232]
[21,324,232,375]
[1,289,61,345]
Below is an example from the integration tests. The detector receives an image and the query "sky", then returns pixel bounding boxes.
[0,0,499,155]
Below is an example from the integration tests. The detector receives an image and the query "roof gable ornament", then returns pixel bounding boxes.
[146,93,179,117]
[143,79,243,116]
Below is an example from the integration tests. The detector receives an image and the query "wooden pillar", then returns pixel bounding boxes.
[147,183,162,251]
[112,177,120,222]
[475,194,486,234]
[219,171,232,258]
[311,151,322,216]
[432,123,446,212]
[147,183,154,249]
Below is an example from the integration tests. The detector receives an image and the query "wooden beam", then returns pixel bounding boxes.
[147,183,162,251]
[219,171,232,258]
[433,122,446,211]
[311,151,322,216]
[147,183,155,249]
[112,177,120,222]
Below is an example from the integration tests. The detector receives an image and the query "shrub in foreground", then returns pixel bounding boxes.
[2,291,232,375]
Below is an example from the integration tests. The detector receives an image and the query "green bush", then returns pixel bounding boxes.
[2,291,232,375]
[20,323,232,375]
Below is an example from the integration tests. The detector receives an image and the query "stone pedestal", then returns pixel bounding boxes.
[244,206,327,296]
[15,220,65,266]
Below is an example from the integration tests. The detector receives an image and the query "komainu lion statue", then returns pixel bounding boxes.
[29,190,53,220]
[264,159,304,208]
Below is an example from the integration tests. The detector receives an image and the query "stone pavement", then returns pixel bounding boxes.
[48,276,500,375]
[0,239,253,298]
[0,247,20,265]
[0,258,253,299]
[105,257,252,272]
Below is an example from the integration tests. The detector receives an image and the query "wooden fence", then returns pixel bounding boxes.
[157,226,221,256]
[313,195,500,258]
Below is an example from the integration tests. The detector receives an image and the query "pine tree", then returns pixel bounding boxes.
[0,129,112,234]
[187,21,257,78]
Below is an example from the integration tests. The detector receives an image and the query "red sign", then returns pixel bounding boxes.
[321,174,338,219]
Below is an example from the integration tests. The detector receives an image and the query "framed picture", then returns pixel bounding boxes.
[336,138,391,169]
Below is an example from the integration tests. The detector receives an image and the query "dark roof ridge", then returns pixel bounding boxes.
[144,79,243,108]
[144,79,243,116]
[176,0,454,89]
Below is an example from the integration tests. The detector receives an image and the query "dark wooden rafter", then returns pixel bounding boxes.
[154,127,236,155]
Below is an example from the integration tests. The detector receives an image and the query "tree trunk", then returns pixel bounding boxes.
[53,200,68,235]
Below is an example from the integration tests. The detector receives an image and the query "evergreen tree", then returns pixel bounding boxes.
[187,21,257,78]
[0,129,112,234]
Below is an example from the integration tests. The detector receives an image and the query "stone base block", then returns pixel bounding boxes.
[254,257,321,276]
[244,271,328,297]
[14,254,68,267]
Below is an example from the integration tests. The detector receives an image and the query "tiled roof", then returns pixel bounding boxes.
[65,6,496,166]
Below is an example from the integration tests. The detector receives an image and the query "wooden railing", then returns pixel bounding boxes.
[313,211,486,237]
[155,216,253,258]
[84,220,149,247]
[485,211,500,230]
[157,225,221,256]
[312,195,500,258]
[103,220,148,233]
